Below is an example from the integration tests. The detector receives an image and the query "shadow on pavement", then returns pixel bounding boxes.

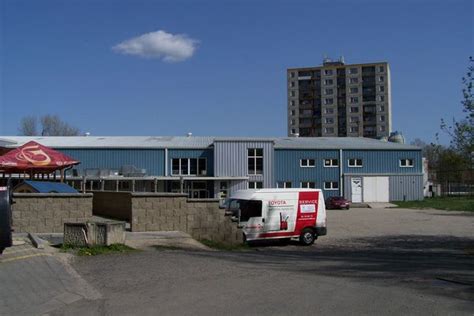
[187,235,474,301]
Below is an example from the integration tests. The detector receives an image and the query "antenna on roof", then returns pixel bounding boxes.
[186,132,192,137]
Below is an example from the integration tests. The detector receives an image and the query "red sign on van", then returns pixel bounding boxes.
[296,191,319,231]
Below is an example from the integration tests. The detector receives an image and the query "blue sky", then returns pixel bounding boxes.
[1,0,472,144]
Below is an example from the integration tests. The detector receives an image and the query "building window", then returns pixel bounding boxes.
[379,105,385,112]
[350,97,359,103]
[380,126,386,132]
[379,76,384,82]
[350,106,359,113]
[348,158,363,167]
[290,72,295,78]
[378,66,384,72]
[300,159,315,167]
[290,119,296,125]
[171,158,207,176]
[218,181,228,198]
[350,87,358,94]
[277,181,292,188]
[324,159,338,167]
[324,69,333,76]
[325,127,334,134]
[324,98,334,105]
[324,107,334,114]
[291,110,296,116]
[290,100,295,106]
[400,159,414,167]
[324,181,339,190]
[291,128,296,134]
[325,117,334,124]
[300,182,316,189]
[380,115,385,122]
[290,81,296,87]
[379,95,385,102]
[324,79,334,85]
[379,85,385,92]
[350,116,359,123]
[349,77,358,84]
[350,126,358,133]
[248,148,263,175]
[290,91,296,97]
[349,67,358,74]
[249,181,263,189]
[325,88,333,95]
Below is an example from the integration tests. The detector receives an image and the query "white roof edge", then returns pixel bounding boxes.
[0,136,420,150]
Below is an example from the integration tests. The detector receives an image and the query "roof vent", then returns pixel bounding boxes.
[186,132,193,137]
[84,132,91,137]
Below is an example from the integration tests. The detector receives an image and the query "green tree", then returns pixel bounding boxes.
[441,56,474,161]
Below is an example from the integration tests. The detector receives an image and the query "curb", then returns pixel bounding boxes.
[28,233,46,249]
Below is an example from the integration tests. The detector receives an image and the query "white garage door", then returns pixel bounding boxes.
[363,177,389,202]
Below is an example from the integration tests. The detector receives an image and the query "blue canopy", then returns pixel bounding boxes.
[20,180,78,193]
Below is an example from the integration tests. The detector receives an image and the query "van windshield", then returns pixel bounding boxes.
[227,199,262,222]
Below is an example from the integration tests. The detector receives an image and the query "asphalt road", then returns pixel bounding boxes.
[57,208,474,315]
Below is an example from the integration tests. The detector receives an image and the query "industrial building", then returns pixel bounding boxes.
[0,136,423,202]
[287,58,391,138]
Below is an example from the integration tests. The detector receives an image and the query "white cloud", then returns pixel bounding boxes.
[112,30,198,62]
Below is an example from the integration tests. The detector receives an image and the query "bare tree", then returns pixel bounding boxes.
[18,116,38,136]
[18,115,80,136]
[40,115,80,136]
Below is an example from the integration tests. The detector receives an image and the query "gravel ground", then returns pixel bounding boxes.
[55,207,474,315]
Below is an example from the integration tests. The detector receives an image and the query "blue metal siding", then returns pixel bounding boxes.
[58,148,165,176]
[342,150,422,174]
[214,141,274,190]
[168,149,214,176]
[275,149,341,197]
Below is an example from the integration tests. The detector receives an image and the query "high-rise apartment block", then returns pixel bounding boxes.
[287,58,391,138]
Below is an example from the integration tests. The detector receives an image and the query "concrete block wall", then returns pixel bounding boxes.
[92,191,132,221]
[12,193,93,233]
[129,193,243,245]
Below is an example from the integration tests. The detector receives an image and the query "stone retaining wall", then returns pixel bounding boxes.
[12,193,93,233]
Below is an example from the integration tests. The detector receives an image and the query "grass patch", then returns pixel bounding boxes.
[60,243,136,256]
[393,196,474,212]
[200,239,250,251]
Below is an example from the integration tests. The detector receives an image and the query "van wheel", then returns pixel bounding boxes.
[299,228,315,246]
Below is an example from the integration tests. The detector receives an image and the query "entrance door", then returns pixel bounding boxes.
[351,178,362,203]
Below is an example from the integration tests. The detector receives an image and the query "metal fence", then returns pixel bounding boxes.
[429,169,474,197]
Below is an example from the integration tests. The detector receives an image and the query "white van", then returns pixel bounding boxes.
[225,189,327,245]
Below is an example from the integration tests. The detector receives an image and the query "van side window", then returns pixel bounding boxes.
[239,200,262,222]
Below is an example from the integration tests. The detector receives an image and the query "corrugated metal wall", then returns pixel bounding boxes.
[344,174,424,202]
[389,175,424,201]
[274,149,341,197]
[342,150,422,174]
[168,149,214,176]
[214,141,274,190]
[58,148,165,176]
